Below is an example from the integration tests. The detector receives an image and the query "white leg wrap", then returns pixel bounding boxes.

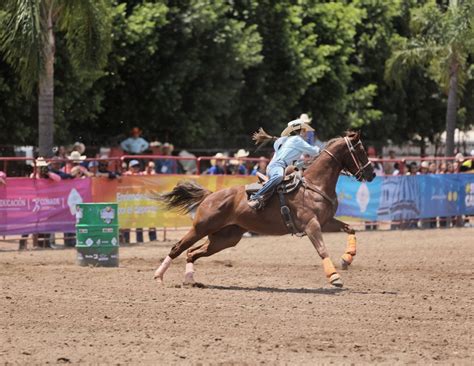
[185,262,194,274]
[184,262,195,284]
[154,255,172,279]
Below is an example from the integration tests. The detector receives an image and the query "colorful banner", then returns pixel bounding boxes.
[0,178,92,235]
[336,174,474,221]
[91,175,256,229]
[2,174,473,234]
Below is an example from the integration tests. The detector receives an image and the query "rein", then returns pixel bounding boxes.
[322,137,371,181]
[305,135,370,210]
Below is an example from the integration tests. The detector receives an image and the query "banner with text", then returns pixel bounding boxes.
[0,178,92,235]
[91,175,257,229]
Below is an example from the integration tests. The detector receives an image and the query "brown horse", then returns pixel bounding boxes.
[154,131,375,288]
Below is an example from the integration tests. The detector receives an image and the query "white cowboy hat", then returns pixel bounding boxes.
[210,152,226,166]
[420,161,430,169]
[299,113,312,124]
[281,118,315,137]
[234,149,249,158]
[36,157,50,167]
[68,151,86,163]
[162,142,174,152]
[73,142,86,154]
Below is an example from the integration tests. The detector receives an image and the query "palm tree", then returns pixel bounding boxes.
[0,0,111,156]
[385,0,474,156]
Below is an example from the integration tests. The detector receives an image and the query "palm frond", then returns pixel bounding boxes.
[58,0,112,73]
[0,0,45,94]
[384,38,444,87]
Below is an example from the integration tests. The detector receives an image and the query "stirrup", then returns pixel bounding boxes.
[248,198,264,210]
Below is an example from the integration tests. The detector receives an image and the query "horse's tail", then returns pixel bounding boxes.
[158,180,212,214]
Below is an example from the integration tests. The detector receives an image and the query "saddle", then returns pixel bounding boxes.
[245,171,303,197]
[245,171,305,236]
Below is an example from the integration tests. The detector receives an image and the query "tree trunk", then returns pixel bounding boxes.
[444,61,458,157]
[38,3,55,157]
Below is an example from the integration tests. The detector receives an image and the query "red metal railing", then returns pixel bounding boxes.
[0,155,466,177]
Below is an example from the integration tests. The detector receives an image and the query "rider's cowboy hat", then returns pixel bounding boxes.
[281,116,314,137]
[299,113,312,124]
[68,151,86,163]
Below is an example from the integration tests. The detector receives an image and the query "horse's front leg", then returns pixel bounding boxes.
[322,218,357,270]
[305,217,343,288]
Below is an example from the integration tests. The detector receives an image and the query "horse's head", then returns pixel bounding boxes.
[338,131,375,182]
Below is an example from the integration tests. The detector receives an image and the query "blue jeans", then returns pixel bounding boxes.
[250,163,285,200]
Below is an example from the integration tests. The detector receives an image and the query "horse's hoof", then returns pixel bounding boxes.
[183,272,195,286]
[183,279,196,287]
[341,259,350,270]
[154,272,164,286]
[329,273,343,288]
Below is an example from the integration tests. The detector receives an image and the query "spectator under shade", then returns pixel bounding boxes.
[155,143,177,174]
[205,153,227,175]
[145,161,156,175]
[49,156,73,179]
[251,157,268,176]
[30,158,61,181]
[67,151,93,178]
[178,150,197,174]
[97,156,120,179]
[419,161,429,174]
[120,127,149,155]
[229,149,249,175]
[124,159,142,175]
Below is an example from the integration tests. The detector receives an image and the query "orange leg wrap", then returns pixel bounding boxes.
[346,234,357,256]
[341,253,353,265]
[322,257,337,278]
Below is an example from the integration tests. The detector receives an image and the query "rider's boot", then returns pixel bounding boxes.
[248,197,264,210]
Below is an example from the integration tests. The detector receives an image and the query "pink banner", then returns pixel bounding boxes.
[0,178,92,235]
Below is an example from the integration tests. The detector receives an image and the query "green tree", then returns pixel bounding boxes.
[0,0,112,156]
[385,0,474,156]
[97,0,262,147]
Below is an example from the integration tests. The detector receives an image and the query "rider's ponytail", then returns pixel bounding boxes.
[252,128,278,147]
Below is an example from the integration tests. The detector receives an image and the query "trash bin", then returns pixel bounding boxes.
[75,203,119,267]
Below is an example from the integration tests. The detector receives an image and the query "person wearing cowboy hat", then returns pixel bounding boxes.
[67,151,93,178]
[248,115,320,210]
[30,158,62,181]
[229,149,250,175]
[155,142,178,174]
[205,152,227,175]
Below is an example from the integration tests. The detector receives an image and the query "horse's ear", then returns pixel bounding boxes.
[345,130,360,140]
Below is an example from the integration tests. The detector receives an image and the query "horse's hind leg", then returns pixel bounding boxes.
[322,218,357,270]
[183,225,245,285]
[154,227,206,284]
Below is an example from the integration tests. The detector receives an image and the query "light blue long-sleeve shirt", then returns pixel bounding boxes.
[120,137,149,154]
[269,135,320,169]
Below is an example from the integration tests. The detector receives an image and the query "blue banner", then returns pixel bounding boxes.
[335,174,474,220]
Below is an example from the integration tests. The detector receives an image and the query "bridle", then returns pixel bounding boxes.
[323,136,371,181]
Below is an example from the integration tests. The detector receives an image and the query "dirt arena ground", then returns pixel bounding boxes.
[1,228,473,365]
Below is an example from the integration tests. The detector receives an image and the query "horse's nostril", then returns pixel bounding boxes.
[372,172,376,178]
